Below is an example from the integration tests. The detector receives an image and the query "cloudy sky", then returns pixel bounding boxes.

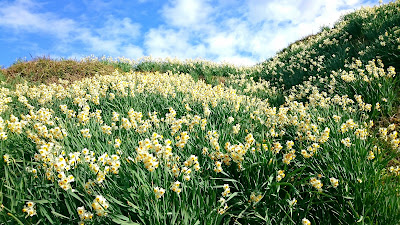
[0,0,388,67]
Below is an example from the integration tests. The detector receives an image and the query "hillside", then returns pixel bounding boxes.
[255,0,400,89]
[0,1,400,225]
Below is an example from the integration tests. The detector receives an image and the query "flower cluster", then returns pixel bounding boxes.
[92,195,109,216]
[77,206,93,224]
[276,170,285,182]
[250,192,263,203]
[310,177,323,192]
[0,19,399,224]
[330,177,339,188]
[170,181,182,194]
[154,187,166,199]
[57,172,75,191]
[217,184,232,214]
[3,154,10,165]
[22,201,37,217]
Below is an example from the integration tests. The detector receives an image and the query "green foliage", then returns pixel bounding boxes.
[101,60,133,73]
[0,65,399,224]
[255,1,400,91]
[1,1,400,225]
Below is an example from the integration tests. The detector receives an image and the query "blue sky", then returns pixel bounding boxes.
[0,0,389,67]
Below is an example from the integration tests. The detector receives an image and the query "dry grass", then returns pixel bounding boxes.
[0,56,116,85]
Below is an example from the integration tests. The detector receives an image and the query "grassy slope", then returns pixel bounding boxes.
[0,1,399,225]
[255,1,400,89]
[2,1,399,106]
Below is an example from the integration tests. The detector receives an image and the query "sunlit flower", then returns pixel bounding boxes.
[23,201,37,217]
[341,137,352,147]
[310,177,323,192]
[302,218,311,225]
[250,192,263,203]
[330,177,339,188]
[114,138,121,148]
[3,154,10,165]
[276,170,285,182]
[288,198,297,207]
[154,187,166,199]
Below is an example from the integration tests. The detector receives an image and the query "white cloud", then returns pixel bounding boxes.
[0,0,143,59]
[206,33,237,57]
[162,0,214,28]
[144,28,207,59]
[247,0,302,24]
[0,0,76,39]
[144,0,380,65]
[120,44,144,59]
[0,0,384,66]
[96,17,141,40]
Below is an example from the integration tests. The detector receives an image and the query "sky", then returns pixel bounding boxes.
[0,0,390,67]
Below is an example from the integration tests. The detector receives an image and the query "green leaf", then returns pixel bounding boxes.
[343,196,355,200]
[68,191,83,203]
[107,194,128,207]
[34,199,54,204]
[226,192,239,202]
[64,198,74,216]
[39,207,54,224]
[6,213,24,225]
[51,210,70,220]
[111,214,140,225]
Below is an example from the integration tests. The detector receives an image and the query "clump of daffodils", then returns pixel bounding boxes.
[276,170,285,182]
[272,142,283,154]
[114,138,121,148]
[170,181,182,194]
[310,177,323,192]
[207,130,220,151]
[302,218,311,225]
[77,206,93,223]
[250,192,263,203]
[92,195,109,216]
[184,154,200,171]
[80,128,91,138]
[214,161,223,173]
[57,172,75,191]
[388,166,400,176]
[282,150,296,165]
[232,124,240,134]
[367,150,375,160]
[330,177,339,188]
[222,184,231,197]
[22,201,37,217]
[341,137,352,147]
[154,186,166,199]
[175,131,190,148]
[3,154,11,165]
[0,132,7,140]
[217,198,229,215]
[101,125,112,135]
[217,184,232,214]
[245,133,255,145]
[181,166,192,181]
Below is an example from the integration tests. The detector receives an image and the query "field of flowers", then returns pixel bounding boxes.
[1,1,400,225]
